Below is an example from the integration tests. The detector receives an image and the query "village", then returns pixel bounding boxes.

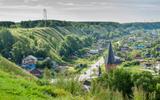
[20,29,160,78]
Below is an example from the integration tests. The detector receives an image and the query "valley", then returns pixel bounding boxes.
[0,20,160,99]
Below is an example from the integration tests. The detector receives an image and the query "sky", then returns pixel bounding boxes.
[0,0,160,23]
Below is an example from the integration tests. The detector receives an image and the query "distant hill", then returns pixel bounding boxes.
[1,20,160,64]
[1,20,160,31]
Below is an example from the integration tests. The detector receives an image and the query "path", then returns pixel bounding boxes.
[79,57,104,81]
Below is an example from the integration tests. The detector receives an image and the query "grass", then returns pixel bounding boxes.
[0,58,158,100]
[0,56,35,79]
[123,65,144,73]
[0,56,73,99]
[9,28,64,63]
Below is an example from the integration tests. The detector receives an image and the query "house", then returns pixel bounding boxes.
[98,48,104,53]
[157,48,160,52]
[145,43,152,48]
[22,55,38,71]
[145,53,153,58]
[30,69,42,78]
[135,54,141,59]
[134,45,145,49]
[136,37,144,42]
[43,57,58,68]
[128,37,136,42]
[120,47,130,52]
[88,49,99,54]
[152,31,158,39]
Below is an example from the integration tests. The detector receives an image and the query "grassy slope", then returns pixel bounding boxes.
[0,56,35,79]
[0,56,71,100]
[9,28,65,63]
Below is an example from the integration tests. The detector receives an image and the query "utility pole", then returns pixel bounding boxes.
[43,8,47,27]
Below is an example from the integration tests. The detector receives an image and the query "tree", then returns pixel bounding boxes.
[111,69,133,98]
[97,69,133,98]
[0,29,14,58]
[11,41,28,63]
[132,72,157,99]
[43,67,52,80]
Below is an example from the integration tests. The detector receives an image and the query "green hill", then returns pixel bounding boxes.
[0,20,137,64]
[9,28,65,63]
[0,26,95,64]
[0,56,35,79]
[0,55,70,99]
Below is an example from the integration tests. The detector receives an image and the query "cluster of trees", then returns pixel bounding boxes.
[0,21,15,28]
[11,41,49,63]
[149,40,160,57]
[0,28,50,64]
[59,35,93,59]
[122,60,140,67]
[0,28,93,64]
[98,69,160,99]
[0,29,15,58]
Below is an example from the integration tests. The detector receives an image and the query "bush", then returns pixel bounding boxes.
[123,60,140,67]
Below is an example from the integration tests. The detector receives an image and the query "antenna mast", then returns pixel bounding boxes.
[43,8,47,27]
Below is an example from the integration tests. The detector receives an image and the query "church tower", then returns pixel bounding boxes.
[105,42,117,72]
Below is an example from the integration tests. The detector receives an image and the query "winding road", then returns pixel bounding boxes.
[51,57,105,83]
[79,57,104,81]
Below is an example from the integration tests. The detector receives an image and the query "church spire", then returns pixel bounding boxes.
[105,41,116,71]
[107,42,115,64]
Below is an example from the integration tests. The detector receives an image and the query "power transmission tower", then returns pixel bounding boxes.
[43,8,47,27]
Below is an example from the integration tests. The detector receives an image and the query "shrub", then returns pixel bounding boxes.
[123,60,140,67]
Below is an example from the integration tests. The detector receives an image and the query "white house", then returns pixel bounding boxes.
[22,55,38,70]
[88,50,99,54]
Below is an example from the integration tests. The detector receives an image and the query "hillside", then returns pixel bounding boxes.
[0,56,68,99]
[9,28,65,63]
[1,20,160,65]
[0,56,35,79]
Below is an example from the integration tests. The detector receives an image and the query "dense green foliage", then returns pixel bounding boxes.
[122,60,140,67]
[0,57,160,99]
[0,29,15,58]
[1,20,159,64]
[0,21,15,28]
[97,69,160,99]
[0,20,160,99]
[0,27,94,64]
[59,35,93,59]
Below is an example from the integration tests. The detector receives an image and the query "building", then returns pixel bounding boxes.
[105,42,121,72]
[22,55,38,71]
[120,47,130,52]
[88,49,99,54]
[30,69,42,78]
[134,45,145,49]
[157,47,160,52]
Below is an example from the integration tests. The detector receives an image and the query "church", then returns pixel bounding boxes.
[105,42,121,72]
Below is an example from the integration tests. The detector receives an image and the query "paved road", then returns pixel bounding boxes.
[51,57,105,83]
[79,57,104,81]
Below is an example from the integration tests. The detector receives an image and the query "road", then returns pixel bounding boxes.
[51,57,105,83]
[79,57,104,81]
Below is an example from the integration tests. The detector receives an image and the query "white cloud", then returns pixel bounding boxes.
[0,0,160,22]
[57,2,75,6]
